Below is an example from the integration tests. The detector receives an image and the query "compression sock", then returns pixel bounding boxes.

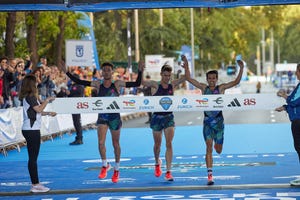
[207,168,213,175]
[115,162,120,171]
[102,160,108,167]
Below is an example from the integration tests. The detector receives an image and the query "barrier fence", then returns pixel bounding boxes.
[0,107,98,156]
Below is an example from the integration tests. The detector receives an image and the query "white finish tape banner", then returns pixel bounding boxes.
[49,94,285,114]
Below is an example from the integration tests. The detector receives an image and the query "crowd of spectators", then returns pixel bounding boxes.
[0,55,140,109]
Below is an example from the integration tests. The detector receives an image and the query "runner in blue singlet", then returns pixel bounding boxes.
[150,83,175,131]
[185,59,244,185]
[142,55,189,181]
[64,61,144,183]
[203,86,224,145]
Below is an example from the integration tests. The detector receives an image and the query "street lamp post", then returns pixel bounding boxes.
[261,28,266,76]
[256,45,261,76]
[274,40,280,64]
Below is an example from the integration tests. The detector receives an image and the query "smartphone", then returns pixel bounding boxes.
[236,54,242,61]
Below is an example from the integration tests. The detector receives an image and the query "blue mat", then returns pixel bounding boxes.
[1,123,294,161]
[1,123,299,199]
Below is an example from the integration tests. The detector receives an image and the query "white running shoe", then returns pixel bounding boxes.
[290,178,300,186]
[30,184,50,193]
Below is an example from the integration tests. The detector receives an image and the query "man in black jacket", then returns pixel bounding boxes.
[56,74,85,145]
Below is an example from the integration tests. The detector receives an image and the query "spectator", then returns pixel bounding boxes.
[256,81,261,93]
[68,73,85,145]
[0,68,4,107]
[0,56,14,109]
[11,60,26,107]
[276,63,300,186]
[288,70,293,83]
[24,55,32,74]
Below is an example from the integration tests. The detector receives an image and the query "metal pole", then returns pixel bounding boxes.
[261,28,266,76]
[190,8,195,78]
[134,9,140,62]
[273,40,280,64]
[270,28,274,72]
[200,8,203,75]
[277,41,280,64]
[127,16,132,80]
[159,9,163,51]
[256,45,261,76]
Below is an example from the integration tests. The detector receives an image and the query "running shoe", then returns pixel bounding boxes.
[111,170,120,183]
[207,173,214,185]
[164,171,174,181]
[290,178,300,186]
[30,184,50,193]
[154,159,162,177]
[98,163,111,179]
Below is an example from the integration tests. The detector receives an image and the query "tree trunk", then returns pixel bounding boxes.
[55,14,65,70]
[25,11,39,69]
[114,11,123,60]
[5,12,16,59]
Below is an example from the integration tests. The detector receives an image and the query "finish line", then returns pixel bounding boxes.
[0,183,297,197]
[49,94,285,114]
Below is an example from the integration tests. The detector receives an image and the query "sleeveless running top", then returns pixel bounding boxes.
[98,81,120,97]
[203,86,223,123]
[153,82,173,115]
[98,81,120,118]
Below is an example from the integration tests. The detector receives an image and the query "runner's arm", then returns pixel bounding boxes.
[66,72,91,87]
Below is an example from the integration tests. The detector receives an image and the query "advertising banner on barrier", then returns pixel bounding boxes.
[48,94,285,114]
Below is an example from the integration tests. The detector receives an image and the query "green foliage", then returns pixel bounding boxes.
[0,13,7,55]
[94,11,127,62]
[0,5,300,74]
[281,20,300,63]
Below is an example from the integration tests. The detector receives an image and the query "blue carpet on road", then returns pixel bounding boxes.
[1,123,300,199]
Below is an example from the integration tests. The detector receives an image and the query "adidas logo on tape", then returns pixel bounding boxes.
[227,98,241,107]
[107,101,120,110]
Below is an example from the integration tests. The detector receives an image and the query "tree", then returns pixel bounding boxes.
[5,12,16,59]
[25,11,39,68]
[0,5,300,72]
[54,14,65,70]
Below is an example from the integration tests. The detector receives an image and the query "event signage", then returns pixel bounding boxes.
[65,40,93,67]
[49,94,284,114]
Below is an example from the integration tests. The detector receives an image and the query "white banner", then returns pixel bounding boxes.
[48,94,285,114]
[65,40,93,67]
